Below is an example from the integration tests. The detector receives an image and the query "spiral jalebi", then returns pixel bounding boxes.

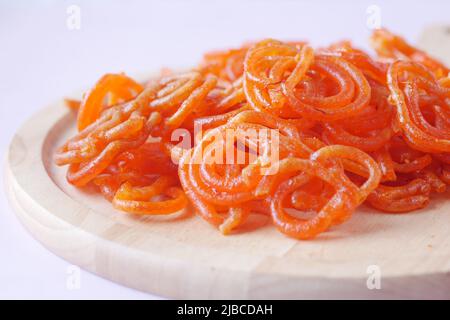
[56,29,449,240]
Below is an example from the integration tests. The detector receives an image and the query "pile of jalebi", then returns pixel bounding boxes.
[55,29,450,239]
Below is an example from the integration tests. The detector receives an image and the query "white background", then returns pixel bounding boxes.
[0,0,449,299]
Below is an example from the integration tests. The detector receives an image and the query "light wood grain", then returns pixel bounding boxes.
[5,26,450,299]
[419,25,450,66]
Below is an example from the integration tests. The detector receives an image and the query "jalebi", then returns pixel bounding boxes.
[55,29,449,239]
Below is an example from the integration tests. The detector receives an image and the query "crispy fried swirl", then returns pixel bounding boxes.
[56,30,449,239]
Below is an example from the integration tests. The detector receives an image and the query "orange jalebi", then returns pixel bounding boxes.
[55,29,449,240]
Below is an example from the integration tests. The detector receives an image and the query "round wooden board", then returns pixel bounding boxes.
[5,98,450,299]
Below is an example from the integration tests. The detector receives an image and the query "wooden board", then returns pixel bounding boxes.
[5,26,450,299]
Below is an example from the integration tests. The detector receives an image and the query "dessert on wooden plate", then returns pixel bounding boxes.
[54,29,450,240]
